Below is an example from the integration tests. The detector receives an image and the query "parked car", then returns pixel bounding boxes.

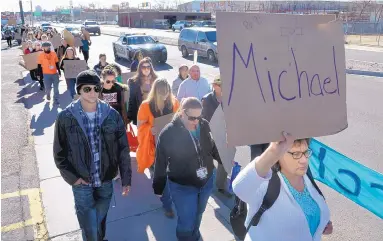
[113,34,167,63]
[178,27,218,62]
[172,20,192,32]
[82,20,101,35]
[192,20,216,28]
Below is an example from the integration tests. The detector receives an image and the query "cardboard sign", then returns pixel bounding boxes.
[63,29,74,47]
[19,52,41,70]
[153,113,174,143]
[83,30,90,40]
[50,35,62,49]
[14,32,22,40]
[74,37,83,47]
[8,19,16,26]
[63,60,87,78]
[216,12,347,146]
[210,107,236,173]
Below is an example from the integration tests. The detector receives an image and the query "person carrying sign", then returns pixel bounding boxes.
[4,28,13,48]
[93,53,109,76]
[153,97,221,241]
[60,47,80,100]
[127,58,158,125]
[33,41,45,90]
[79,34,91,63]
[232,135,333,241]
[38,42,61,105]
[41,34,55,52]
[136,78,179,218]
[53,70,132,241]
[201,75,232,197]
[57,38,69,60]
[177,65,210,102]
[23,40,39,83]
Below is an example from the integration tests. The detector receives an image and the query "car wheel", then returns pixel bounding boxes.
[98,31,101,36]
[208,50,216,62]
[172,27,175,32]
[181,46,189,58]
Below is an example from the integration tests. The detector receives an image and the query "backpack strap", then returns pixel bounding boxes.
[306,166,325,199]
[246,171,281,232]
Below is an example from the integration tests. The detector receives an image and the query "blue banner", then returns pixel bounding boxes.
[309,139,383,219]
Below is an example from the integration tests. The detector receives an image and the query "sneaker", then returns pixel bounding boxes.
[164,208,175,219]
[46,95,51,101]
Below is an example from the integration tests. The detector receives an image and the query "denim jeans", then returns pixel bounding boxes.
[43,74,60,102]
[72,181,113,241]
[149,165,172,211]
[169,173,215,241]
[65,78,76,99]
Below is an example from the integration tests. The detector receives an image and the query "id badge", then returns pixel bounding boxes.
[196,167,208,180]
[49,65,54,70]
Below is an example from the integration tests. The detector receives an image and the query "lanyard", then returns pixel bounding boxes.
[188,130,204,168]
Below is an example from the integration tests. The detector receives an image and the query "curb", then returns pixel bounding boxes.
[345,69,383,77]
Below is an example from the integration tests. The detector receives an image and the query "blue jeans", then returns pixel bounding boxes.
[72,181,113,241]
[43,74,60,102]
[169,173,215,241]
[149,166,172,211]
[66,78,76,98]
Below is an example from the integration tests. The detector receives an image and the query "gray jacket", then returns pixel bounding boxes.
[172,76,184,96]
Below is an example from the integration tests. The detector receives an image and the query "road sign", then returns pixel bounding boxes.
[33,12,42,17]
[61,9,71,15]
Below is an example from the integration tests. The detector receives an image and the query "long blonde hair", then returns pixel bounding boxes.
[60,47,76,67]
[146,78,173,114]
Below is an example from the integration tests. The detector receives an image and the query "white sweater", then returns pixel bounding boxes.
[233,160,330,241]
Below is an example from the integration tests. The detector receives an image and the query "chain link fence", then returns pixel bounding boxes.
[344,22,382,46]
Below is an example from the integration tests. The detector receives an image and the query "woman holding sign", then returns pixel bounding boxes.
[232,136,333,241]
[60,47,80,100]
[137,78,179,218]
[153,97,221,241]
[127,58,158,125]
[33,41,45,90]
[79,34,91,63]
[23,40,39,83]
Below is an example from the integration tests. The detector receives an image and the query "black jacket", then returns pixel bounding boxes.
[53,100,132,186]
[93,62,109,76]
[153,118,222,195]
[127,79,143,125]
[201,91,220,122]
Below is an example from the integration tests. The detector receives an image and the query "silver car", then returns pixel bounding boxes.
[178,27,218,62]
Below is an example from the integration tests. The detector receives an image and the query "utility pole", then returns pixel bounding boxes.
[19,0,25,24]
[30,1,33,26]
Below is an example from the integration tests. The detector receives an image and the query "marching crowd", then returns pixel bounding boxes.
[9,25,333,241]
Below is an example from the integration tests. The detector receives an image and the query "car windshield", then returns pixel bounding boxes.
[86,22,97,25]
[41,23,50,27]
[128,36,155,45]
[205,31,217,42]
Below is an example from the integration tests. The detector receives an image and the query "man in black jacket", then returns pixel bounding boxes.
[53,70,132,241]
[201,76,232,197]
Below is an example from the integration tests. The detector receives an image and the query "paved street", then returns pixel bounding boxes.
[1,30,382,240]
[1,42,46,240]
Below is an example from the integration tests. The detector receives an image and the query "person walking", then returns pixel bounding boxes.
[232,135,333,241]
[201,75,232,197]
[37,42,61,105]
[153,97,222,241]
[53,70,132,241]
[127,57,158,125]
[172,64,188,96]
[79,34,91,63]
[57,38,69,60]
[4,28,13,48]
[130,50,143,72]
[136,78,179,218]
[24,40,39,82]
[33,41,45,90]
[104,63,122,83]
[60,47,80,100]
[41,34,55,52]
[99,68,128,123]
[177,65,211,101]
[93,53,109,76]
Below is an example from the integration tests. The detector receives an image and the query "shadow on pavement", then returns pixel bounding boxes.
[155,63,173,71]
[15,82,45,109]
[30,102,59,136]
[14,78,27,86]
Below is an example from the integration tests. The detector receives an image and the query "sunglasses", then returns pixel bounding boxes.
[105,80,115,84]
[141,65,151,70]
[82,86,102,93]
[185,112,202,121]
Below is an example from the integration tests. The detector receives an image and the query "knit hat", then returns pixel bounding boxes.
[41,42,51,48]
[76,70,101,94]
[212,75,221,85]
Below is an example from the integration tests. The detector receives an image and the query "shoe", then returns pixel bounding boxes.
[217,189,233,198]
[46,95,51,101]
[40,86,44,91]
[164,208,175,219]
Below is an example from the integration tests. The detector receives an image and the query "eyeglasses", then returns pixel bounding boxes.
[141,65,151,70]
[287,149,312,159]
[82,86,102,93]
[185,112,202,121]
[105,80,115,84]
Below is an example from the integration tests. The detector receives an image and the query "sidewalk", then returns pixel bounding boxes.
[20,69,237,240]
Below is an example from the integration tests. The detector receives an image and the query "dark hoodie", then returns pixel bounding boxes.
[53,100,132,186]
[152,117,221,195]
